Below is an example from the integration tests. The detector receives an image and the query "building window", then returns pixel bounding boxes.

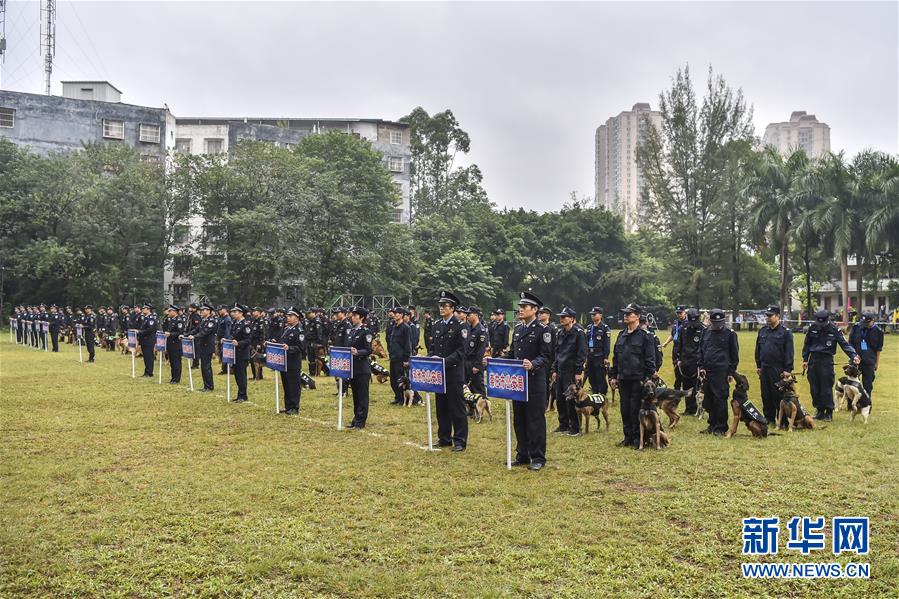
[173,284,191,303]
[140,155,161,164]
[103,119,124,140]
[391,208,405,223]
[390,130,403,145]
[392,181,403,196]
[172,224,190,245]
[388,156,403,172]
[0,107,15,128]
[175,138,192,154]
[139,124,161,144]
[204,138,224,154]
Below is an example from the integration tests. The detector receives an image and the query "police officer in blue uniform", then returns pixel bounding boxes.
[503,291,553,469]
[163,304,184,384]
[698,308,739,435]
[186,302,217,392]
[216,305,233,375]
[662,305,688,389]
[489,309,509,357]
[388,307,412,405]
[754,305,794,424]
[279,306,306,414]
[137,303,159,377]
[552,306,588,436]
[676,308,705,414]
[347,306,373,429]
[848,312,883,401]
[802,309,859,420]
[584,306,611,397]
[609,303,656,447]
[230,304,252,402]
[428,291,468,451]
[465,306,489,396]
[82,305,97,362]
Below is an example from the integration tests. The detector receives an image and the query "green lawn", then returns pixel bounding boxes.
[1,330,896,597]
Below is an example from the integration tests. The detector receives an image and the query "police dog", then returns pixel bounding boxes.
[776,374,814,431]
[462,385,492,423]
[564,383,609,433]
[651,379,690,429]
[694,376,707,419]
[638,381,669,450]
[300,371,317,390]
[725,372,768,438]
[835,365,871,424]
[370,338,388,359]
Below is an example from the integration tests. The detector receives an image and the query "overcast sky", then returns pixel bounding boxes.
[2,1,896,211]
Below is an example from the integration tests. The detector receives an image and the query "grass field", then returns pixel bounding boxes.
[1,330,897,597]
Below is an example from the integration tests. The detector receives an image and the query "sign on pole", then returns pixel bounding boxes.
[42,321,49,352]
[266,342,287,414]
[329,347,353,429]
[181,338,195,391]
[222,339,236,402]
[156,332,166,384]
[127,329,138,378]
[486,358,529,470]
[409,356,446,450]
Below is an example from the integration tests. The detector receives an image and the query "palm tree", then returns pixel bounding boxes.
[748,147,809,317]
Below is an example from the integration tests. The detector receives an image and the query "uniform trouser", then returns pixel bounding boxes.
[557,368,578,432]
[759,366,782,423]
[466,363,486,396]
[808,356,834,411]
[859,362,876,401]
[199,354,214,390]
[167,347,182,382]
[704,369,730,432]
[233,359,249,399]
[50,329,59,352]
[514,369,547,463]
[350,374,370,426]
[680,363,699,413]
[585,356,608,395]
[85,333,95,360]
[618,379,643,443]
[141,341,155,375]
[389,359,405,402]
[281,368,301,411]
[436,375,468,447]
[307,345,319,375]
[40,330,46,350]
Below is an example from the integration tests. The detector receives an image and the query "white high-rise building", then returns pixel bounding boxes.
[763,111,831,158]
[595,103,662,232]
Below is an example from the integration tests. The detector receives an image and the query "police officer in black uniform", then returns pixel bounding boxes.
[422,309,434,354]
[676,308,705,414]
[848,312,883,401]
[803,309,859,420]
[137,303,159,377]
[464,306,489,396]
[698,308,739,435]
[82,305,98,362]
[48,305,63,352]
[502,291,553,470]
[346,306,373,429]
[489,309,509,357]
[278,306,306,414]
[608,303,656,448]
[754,305,794,424]
[186,303,201,369]
[662,305,688,389]
[429,291,468,451]
[584,306,611,397]
[186,302,217,391]
[230,304,252,402]
[552,306,588,436]
[216,305,233,374]
[388,307,412,405]
[250,307,268,381]
[163,304,184,384]
[304,308,323,376]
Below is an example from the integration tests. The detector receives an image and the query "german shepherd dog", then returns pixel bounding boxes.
[694,372,707,419]
[638,381,669,450]
[835,364,871,424]
[462,385,492,422]
[370,338,388,359]
[776,374,814,431]
[726,372,768,438]
[564,383,609,433]
[650,378,691,429]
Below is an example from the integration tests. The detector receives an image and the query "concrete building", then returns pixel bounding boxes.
[813,257,897,318]
[763,111,831,158]
[595,103,662,232]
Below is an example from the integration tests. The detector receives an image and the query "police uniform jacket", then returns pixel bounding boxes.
[609,327,656,381]
[848,324,883,366]
[279,323,306,371]
[507,319,553,374]
[698,326,739,372]
[429,316,466,379]
[232,318,253,361]
[388,321,412,362]
[802,322,856,364]
[586,321,611,360]
[755,323,794,372]
[347,325,373,376]
[553,324,587,375]
[138,312,159,345]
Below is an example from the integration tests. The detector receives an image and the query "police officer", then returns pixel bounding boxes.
[48,305,63,352]
[848,312,883,401]
[230,304,253,403]
[186,303,201,369]
[186,302,217,392]
[346,306,373,429]
[428,291,468,451]
[698,308,739,435]
[552,306,587,436]
[408,305,421,353]
[608,303,656,448]
[489,309,509,357]
[388,307,412,405]
[137,303,159,377]
[163,304,184,384]
[503,291,553,470]
[465,306,489,396]
[802,309,859,420]
[676,308,705,415]
[422,309,434,354]
[82,305,98,362]
[584,306,611,397]
[250,307,268,381]
[754,305,794,424]
[304,308,323,376]
[538,307,558,424]
[662,305,688,389]
[276,306,306,414]
[216,305,233,375]
[641,315,663,373]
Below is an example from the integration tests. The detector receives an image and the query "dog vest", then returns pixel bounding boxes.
[576,394,605,410]
[369,359,388,376]
[845,379,871,408]
[738,398,768,426]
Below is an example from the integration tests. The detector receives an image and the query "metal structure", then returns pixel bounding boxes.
[328,294,403,322]
[0,0,7,71]
[40,0,55,95]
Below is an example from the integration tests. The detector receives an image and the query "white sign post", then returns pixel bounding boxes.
[337,379,343,430]
[131,349,136,379]
[226,364,231,402]
[158,349,163,384]
[426,393,435,451]
[274,376,280,414]
[187,357,194,391]
[506,400,513,471]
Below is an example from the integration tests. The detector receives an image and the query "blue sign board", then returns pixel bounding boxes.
[486,358,529,402]
[181,338,195,360]
[221,339,236,365]
[409,356,446,394]
[329,346,353,379]
[265,342,287,372]
[155,331,167,352]
[127,329,138,350]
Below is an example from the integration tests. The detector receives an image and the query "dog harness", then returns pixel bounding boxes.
[738,398,768,426]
